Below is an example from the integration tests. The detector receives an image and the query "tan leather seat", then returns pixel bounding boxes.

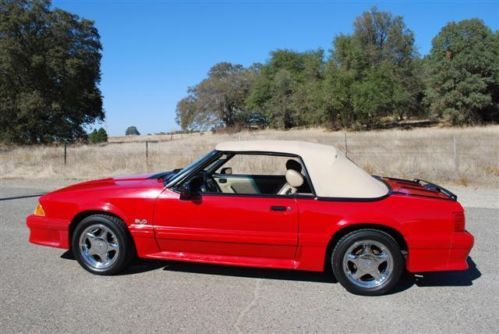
[278,169,304,195]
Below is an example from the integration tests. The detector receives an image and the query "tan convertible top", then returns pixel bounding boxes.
[216,140,389,198]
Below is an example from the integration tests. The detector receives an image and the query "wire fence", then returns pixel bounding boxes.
[57,134,467,172]
[1,130,498,186]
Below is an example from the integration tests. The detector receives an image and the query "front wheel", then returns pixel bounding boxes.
[72,214,134,275]
[331,229,404,295]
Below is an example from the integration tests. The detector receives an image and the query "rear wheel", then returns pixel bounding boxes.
[331,229,404,295]
[71,214,134,275]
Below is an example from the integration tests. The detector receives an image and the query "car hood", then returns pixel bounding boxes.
[49,173,164,194]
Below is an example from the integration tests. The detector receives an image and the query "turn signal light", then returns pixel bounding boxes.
[34,204,45,216]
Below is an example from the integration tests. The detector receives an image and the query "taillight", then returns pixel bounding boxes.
[453,211,465,232]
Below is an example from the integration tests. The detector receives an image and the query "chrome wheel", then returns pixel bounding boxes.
[342,239,393,289]
[78,224,120,271]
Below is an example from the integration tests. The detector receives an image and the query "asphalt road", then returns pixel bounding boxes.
[0,185,498,333]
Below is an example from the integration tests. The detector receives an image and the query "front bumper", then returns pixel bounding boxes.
[407,230,474,272]
[26,215,70,249]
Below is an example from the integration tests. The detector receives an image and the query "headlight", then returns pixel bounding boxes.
[34,203,45,216]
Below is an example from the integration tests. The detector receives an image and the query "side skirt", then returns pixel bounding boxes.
[142,251,300,270]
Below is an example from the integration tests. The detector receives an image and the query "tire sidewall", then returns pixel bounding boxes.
[332,229,404,296]
[71,215,131,275]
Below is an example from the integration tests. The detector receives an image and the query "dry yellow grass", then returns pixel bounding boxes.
[1,126,498,187]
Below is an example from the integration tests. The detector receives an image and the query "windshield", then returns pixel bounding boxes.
[165,150,220,186]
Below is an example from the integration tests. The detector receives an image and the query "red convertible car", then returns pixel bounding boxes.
[27,140,474,295]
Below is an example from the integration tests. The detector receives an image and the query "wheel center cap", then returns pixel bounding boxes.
[94,239,107,253]
[358,256,376,272]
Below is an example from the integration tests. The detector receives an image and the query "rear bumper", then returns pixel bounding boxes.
[447,230,475,270]
[26,215,70,249]
[407,231,474,272]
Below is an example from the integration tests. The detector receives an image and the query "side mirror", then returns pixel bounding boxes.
[179,182,193,200]
[178,174,203,200]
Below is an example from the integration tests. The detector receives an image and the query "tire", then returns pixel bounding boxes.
[331,229,404,296]
[71,214,135,275]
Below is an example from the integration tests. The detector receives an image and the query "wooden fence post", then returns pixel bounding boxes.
[145,141,149,160]
[453,135,459,172]
[64,143,67,166]
[344,132,348,157]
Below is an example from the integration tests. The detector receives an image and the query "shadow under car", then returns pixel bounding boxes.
[60,251,480,292]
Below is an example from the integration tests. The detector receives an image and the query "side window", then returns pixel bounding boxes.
[211,153,313,196]
[216,154,290,176]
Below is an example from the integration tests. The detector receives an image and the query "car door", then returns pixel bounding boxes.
[153,189,298,261]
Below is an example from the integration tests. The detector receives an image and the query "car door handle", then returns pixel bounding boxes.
[270,205,287,212]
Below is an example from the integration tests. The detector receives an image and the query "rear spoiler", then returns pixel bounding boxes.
[413,179,458,201]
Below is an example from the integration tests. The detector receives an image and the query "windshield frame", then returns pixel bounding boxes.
[164,150,222,188]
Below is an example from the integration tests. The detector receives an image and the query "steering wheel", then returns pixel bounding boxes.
[199,171,221,193]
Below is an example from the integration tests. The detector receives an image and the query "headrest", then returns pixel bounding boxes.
[286,159,302,172]
[221,167,232,175]
[285,169,304,188]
